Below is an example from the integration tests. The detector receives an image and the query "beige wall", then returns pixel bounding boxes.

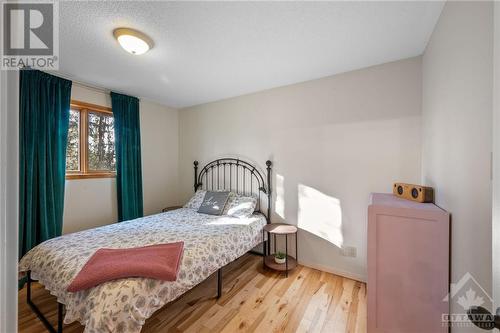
[1,69,19,333]
[179,57,423,281]
[494,1,500,310]
[63,85,179,234]
[422,0,493,324]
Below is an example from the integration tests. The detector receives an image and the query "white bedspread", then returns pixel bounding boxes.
[18,208,266,333]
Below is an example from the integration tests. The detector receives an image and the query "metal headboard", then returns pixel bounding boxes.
[193,158,272,223]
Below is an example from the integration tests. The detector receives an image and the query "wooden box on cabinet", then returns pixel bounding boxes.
[368,193,449,333]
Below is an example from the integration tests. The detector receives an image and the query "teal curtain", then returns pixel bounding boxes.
[19,70,72,259]
[111,92,143,221]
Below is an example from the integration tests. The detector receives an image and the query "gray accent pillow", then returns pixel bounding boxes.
[197,191,230,215]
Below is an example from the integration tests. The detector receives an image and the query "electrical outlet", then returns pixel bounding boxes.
[340,246,357,258]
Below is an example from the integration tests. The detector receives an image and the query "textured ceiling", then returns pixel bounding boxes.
[57,1,444,108]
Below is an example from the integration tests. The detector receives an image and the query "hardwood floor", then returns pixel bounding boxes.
[18,254,366,333]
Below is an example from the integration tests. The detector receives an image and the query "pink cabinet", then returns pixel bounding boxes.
[368,193,450,333]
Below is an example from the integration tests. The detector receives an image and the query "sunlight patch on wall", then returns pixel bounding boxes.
[275,174,285,219]
[297,184,343,248]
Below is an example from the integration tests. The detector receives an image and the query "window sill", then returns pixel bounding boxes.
[66,173,116,180]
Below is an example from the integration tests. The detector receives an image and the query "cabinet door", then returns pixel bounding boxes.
[368,206,449,333]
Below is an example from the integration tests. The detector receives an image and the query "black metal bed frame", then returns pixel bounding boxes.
[194,158,273,254]
[26,271,64,333]
[26,157,272,332]
[194,158,272,223]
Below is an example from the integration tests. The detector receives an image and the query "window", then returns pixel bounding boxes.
[66,100,116,179]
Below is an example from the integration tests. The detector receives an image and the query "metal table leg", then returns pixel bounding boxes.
[285,234,288,277]
[274,234,276,254]
[296,232,298,261]
[262,229,266,268]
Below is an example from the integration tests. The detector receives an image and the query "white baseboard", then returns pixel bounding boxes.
[298,260,367,283]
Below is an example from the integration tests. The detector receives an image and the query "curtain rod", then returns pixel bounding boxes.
[46,70,139,99]
[21,66,145,101]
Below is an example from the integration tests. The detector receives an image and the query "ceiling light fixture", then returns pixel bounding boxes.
[113,28,154,55]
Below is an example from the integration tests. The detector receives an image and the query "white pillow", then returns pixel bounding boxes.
[223,192,257,218]
[183,190,206,210]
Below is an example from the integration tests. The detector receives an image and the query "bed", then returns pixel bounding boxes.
[19,158,272,333]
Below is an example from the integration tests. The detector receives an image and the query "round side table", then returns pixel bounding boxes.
[262,223,298,277]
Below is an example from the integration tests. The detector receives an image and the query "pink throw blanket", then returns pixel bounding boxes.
[67,242,184,292]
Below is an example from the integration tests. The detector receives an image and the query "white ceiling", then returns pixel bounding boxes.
[58,1,444,108]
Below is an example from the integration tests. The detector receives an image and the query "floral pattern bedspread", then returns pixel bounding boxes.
[19,208,266,333]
